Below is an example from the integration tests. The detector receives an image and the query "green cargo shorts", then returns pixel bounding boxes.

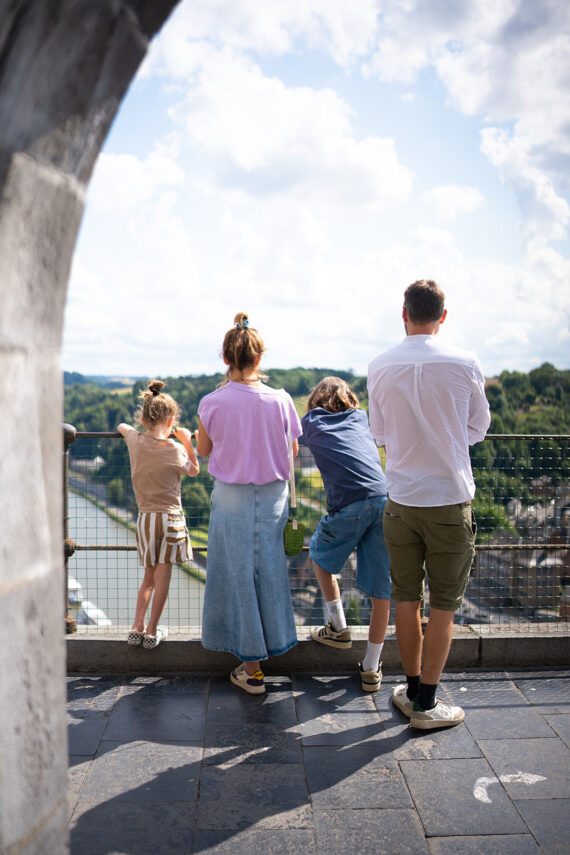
[383,498,477,612]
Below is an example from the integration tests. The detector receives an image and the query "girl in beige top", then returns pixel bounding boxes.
[118,380,199,648]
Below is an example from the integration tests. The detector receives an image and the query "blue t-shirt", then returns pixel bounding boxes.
[299,407,387,513]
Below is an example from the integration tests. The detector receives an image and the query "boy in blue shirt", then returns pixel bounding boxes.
[300,377,391,692]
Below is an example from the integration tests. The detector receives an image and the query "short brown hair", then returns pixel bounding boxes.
[404,279,445,324]
[222,312,266,380]
[136,380,179,428]
[307,377,359,413]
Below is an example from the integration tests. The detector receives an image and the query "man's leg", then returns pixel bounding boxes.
[421,607,454,685]
[395,600,422,677]
[313,561,347,631]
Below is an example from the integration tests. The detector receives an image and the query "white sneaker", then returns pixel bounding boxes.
[410,699,465,730]
[392,684,415,718]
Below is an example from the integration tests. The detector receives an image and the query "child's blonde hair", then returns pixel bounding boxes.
[136,380,180,428]
[221,311,267,381]
[307,377,359,413]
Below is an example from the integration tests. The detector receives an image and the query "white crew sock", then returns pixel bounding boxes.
[326,599,347,632]
[362,641,384,673]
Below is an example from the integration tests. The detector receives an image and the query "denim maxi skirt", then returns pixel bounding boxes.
[201,479,298,662]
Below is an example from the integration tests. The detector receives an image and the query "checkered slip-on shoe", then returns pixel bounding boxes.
[142,625,168,649]
[127,630,144,646]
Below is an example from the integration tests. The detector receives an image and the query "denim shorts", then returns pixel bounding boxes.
[383,498,476,611]
[309,495,391,600]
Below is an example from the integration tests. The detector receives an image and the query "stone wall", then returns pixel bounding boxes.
[0,3,180,852]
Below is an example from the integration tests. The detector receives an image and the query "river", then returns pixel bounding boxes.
[66,491,205,631]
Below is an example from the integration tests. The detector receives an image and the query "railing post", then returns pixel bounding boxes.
[63,424,77,634]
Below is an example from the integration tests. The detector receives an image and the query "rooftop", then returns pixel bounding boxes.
[68,663,570,854]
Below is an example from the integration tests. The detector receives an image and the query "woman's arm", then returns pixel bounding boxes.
[117,423,131,438]
[292,438,299,457]
[195,418,213,458]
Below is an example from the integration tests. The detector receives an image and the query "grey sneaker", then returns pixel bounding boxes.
[143,625,168,649]
[410,699,465,730]
[392,684,415,718]
[310,620,352,649]
[359,662,382,692]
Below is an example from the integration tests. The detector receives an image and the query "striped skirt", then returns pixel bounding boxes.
[136,511,192,567]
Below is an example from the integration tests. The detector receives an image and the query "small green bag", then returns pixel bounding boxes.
[283,513,305,556]
[283,422,305,556]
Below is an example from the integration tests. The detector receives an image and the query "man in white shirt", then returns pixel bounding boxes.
[368,279,490,729]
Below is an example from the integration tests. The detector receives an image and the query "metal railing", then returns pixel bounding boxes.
[62,427,570,634]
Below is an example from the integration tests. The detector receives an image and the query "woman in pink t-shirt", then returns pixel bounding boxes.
[197,313,301,694]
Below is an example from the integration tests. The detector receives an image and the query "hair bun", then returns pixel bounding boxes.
[147,379,166,397]
[234,312,249,330]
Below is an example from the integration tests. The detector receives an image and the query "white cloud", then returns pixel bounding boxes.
[422,185,485,223]
[167,47,413,208]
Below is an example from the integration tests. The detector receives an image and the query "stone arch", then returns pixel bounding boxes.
[0,3,181,851]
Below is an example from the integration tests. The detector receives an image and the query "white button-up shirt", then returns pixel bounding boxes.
[367,335,491,507]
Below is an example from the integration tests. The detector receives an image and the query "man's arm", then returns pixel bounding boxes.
[467,363,491,445]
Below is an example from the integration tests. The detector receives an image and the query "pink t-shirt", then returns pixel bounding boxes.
[198,381,302,484]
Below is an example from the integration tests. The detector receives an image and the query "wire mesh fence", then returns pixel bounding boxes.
[63,430,570,634]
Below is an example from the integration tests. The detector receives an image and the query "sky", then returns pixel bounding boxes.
[62,0,570,381]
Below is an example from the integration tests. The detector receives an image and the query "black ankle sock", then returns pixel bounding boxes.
[406,675,421,701]
[417,682,437,711]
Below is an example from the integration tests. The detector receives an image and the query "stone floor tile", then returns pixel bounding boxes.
[463,706,555,740]
[428,834,540,854]
[203,721,302,765]
[66,675,122,716]
[67,758,91,820]
[380,717,483,761]
[293,674,383,746]
[513,674,570,714]
[313,808,430,855]
[102,687,208,742]
[196,763,311,830]
[478,736,570,799]
[514,797,570,855]
[400,758,527,836]
[69,801,194,855]
[75,740,202,807]
[304,744,412,809]
[207,676,298,725]
[67,717,109,756]
[442,677,531,710]
[544,713,570,746]
[193,827,316,854]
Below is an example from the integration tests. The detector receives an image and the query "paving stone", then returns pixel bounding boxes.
[513,674,570,714]
[428,834,540,854]
[197,763,311,830]
[75,740,202,807]
[463,707,555,740]
[207,676,298,725]
[313,808,430,855]
[193,827,316,854]
[304,744,412,809]
[478,737,570,799]
[69,801,194,855]
[102,685,208,742]
[293,674,383,746]
[67,717,109,756]
[66,676,122,716]
[544,713,570,746]
[442,676,531,710]
[514,797,570,855]
[400,758,527,836]
[203,722,303,765]
[67,759,91,820]
[382,718,482,761]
